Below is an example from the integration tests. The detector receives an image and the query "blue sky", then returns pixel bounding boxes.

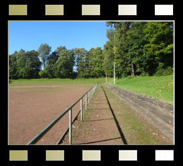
[9,21,110,55]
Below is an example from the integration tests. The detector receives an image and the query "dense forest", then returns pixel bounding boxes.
[9,22,173,79]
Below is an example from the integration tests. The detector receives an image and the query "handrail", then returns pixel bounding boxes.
[27,82,98,145]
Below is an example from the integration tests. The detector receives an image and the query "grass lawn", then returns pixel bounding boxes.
[108,75,174,104]
[9,78,113,85]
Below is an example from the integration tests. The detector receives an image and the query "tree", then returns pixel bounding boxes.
[9,51,19,79]
[104,22,132,78]
[115,22,132,78]
[38,43,51,69]
[16,50,41,78]
[9,22,173,79]
[103,24,117,78]
[103,21,173,78]
[41,51,59,78]
[126,22,147,76]
[75,48,88,77]
[46,51,59,66]
[89,47,105,77]
[103,45,113,78]
[143,22,173,75]
[54,48,75,78]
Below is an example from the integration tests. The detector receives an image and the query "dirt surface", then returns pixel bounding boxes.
[9,84,94,145]
[62,85,124,145]
[62,84,173,145]
[105,83,174,141]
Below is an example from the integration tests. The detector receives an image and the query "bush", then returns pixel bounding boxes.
[140,72,149,76]
[155,66,173,76]
[44,65,55,78]
[39,70,47,78]
[163,66,173,75]
[155,68,165,76]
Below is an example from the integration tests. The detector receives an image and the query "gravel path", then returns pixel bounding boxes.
[105,83,174,141]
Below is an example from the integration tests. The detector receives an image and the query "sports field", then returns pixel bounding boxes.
[9,83,94,145]
[9,75,173,145]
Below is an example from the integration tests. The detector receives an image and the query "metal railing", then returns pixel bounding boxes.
[26,82,98,145]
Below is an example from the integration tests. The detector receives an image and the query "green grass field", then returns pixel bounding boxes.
[9,77,112,85]
[108,75,174,103]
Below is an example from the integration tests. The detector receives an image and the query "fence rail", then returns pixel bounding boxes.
[27,82,98,145]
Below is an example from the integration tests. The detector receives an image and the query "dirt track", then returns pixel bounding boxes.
[9,84,93,145]
[105,83,174,141]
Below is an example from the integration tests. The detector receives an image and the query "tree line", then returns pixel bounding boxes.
[9,22,173,79]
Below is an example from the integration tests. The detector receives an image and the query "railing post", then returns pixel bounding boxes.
[89,90,91,101]
[80,98,83,121]
[69,109,72,145]
[85,93,87,110]
[90,90,92,100]
[88,91,90,103]
[88,92,89,103]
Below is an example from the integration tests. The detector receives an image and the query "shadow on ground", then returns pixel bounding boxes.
[78,137,122,145]
[101,85,128,145]
[83,118,114,123]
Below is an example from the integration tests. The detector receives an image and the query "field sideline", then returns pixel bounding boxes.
[9,78,111,84]
[9,75,173,103]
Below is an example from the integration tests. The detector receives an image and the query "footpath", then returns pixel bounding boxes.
[62,84,172,145]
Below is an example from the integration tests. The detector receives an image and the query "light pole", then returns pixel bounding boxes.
[113,24,116,85]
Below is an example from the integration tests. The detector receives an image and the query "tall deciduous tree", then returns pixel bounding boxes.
[75,48,88,77]
[54,47,75,78]
[126,22,147,76]
[104,21,173,77]
[9,51,19,79]
[89,47,105,77]
[46,51,59,66]
[38,43,51,69]
[12,50,41,78]
[143,22,173,75]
